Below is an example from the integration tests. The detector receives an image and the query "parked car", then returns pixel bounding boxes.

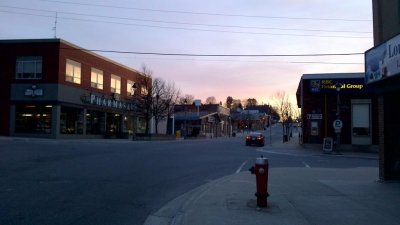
[245,132,265,146]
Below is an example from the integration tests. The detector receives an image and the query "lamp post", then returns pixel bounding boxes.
[155,94,160,134]
[228,116,231,137]
[184,99,188,139]
[335,82,342,154]
[131,83,138,140]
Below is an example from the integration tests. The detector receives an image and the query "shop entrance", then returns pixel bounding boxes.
[106,113,122,137]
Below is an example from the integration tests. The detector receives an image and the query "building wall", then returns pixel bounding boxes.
[383,91,400,179]
[0,40,60,135]
[372,0,400,44]
[58,41,141,98]
[0,39,146,138]
[371,0,400,180]
[299,75,378,147]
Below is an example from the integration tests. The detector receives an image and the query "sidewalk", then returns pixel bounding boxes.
[144,136,400,225]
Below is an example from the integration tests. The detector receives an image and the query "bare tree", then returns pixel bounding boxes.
[178,94,195,104]
[151,78,167,134]
[152,78,180,134]
[134,65,182,135]
[245,98,258,108]
[164,81,180,134]
[272,91,293,142]
[135,65,153,135]
[226,96,234,109]
[205,96,217,104]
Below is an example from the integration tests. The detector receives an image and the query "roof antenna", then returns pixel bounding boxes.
[52,12,58,38]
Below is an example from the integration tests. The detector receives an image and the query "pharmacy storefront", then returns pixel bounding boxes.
[10,84,142,139]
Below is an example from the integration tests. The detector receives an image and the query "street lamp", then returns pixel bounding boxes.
[184,98,188,139]
[131,83,138,140]
[335,82,342,154]
[155,94,160,134]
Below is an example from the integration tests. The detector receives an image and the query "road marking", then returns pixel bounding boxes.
[236,160,248,174]
[302,161,311,168]
[257,149,300,157]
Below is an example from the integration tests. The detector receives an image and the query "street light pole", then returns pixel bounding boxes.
[131,83,138,140]
[335,82,342,154]
[184,99,187,139]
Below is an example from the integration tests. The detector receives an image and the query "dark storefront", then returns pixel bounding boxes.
[365,33,400,180]
[10,85,138,138]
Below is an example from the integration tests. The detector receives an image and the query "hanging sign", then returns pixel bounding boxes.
[365,33,400,84]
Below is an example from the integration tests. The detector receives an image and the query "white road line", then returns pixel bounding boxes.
[236,160,248,174]
[302,161,311,168]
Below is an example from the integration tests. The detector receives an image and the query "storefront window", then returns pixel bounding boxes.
[123,115,133,135]
[60,107,84,134]
[352,103,371,136]
[137,117,146,134]
[15,105,52,134]
[86,110,105,135]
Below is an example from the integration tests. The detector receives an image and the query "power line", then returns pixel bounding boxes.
[61,46,364,57]
[110,56,363,64]
[41,0,371,22]
[0,9,372,39]
[0,5,372,34]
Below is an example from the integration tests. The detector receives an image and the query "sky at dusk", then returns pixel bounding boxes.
[0,0,373,106]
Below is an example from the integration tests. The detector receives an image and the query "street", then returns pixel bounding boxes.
[0,125,377,225]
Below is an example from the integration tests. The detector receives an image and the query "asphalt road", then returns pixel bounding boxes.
[0,125,377,225]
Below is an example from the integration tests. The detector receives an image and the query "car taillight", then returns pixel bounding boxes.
[256,137,264,140]
[246,136,251,140]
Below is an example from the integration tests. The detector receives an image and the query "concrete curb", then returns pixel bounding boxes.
[143,175,233,225]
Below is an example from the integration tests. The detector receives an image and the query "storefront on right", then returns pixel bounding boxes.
[366,33,400,180]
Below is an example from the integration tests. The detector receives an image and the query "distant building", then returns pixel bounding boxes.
[0,39,149,138]
[173,103,231,138]
[230,109,269,132]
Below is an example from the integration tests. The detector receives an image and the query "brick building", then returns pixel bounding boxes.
[0,39,148,139]
[296,73,378,148]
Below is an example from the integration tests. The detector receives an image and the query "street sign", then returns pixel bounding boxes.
[307,114,323,120]
[323,137,333,152]
[333,119,343,129]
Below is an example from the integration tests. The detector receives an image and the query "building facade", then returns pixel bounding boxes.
[369,0,400,180]
[296,73,378,148]
[174,104,231,138]
[0,39,148,139]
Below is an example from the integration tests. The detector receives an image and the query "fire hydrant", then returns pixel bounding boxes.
[249,156,269,207]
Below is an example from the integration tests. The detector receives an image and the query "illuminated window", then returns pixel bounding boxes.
[91,68,103,89]
[16,56,42,79]
[65,59,81,84]
[15,105,52,134]
[141,86,148,95]
[111,74,121,94]
[127,80,135,96]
